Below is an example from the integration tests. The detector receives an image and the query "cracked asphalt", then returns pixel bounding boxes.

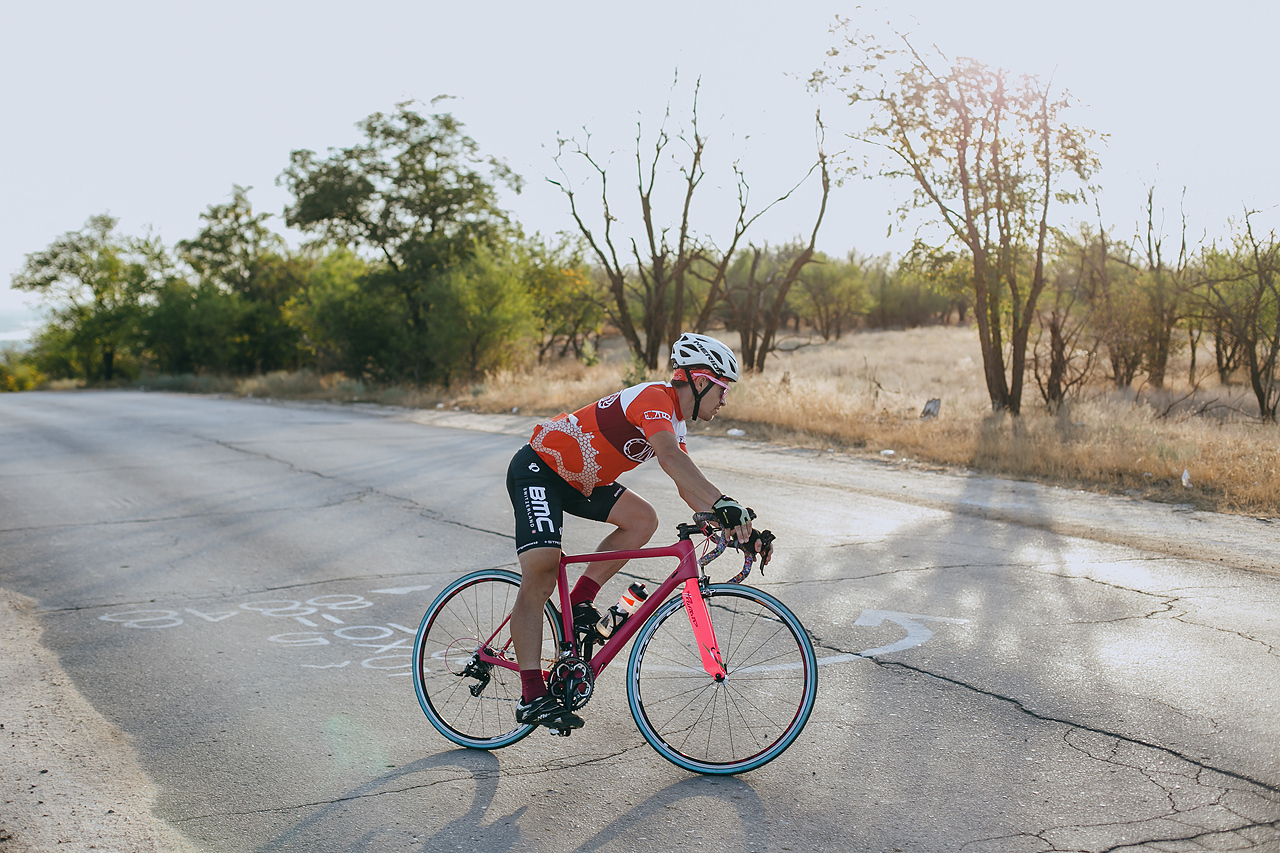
[1,390,1277,853]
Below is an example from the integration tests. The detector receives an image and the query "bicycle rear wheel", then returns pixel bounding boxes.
[413,569,563,749]
[626,584,817,775]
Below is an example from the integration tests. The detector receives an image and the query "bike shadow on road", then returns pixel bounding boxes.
[562,774,770,853]
[254,749,513,853]
[254,747,773,853]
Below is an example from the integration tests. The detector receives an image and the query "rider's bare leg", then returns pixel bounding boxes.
[511,545,561,676]
[579,490,659,588]
[511,491,658,672]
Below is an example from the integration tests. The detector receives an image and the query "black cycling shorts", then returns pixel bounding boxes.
[506,444,626,554]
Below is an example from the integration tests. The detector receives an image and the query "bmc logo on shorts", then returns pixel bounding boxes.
[622,438,655,463]
[643,410,671,422]
[526,486,555,533]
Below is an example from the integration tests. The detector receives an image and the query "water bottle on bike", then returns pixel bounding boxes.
[596,582,648,638]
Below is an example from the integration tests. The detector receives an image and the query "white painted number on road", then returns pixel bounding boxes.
[97,589,432,678]
[98,610,184,629]
[185,608,238,622]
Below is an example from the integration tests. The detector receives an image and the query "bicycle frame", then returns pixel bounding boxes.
[558,540,727,680]
[473,537,728,682]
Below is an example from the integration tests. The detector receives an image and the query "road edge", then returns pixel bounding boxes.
[0,587,201,853]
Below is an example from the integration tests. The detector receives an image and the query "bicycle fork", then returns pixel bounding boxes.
[682,577,728,681]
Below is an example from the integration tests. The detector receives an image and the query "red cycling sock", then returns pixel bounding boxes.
[570,576,601,608]
[521,669,548,702]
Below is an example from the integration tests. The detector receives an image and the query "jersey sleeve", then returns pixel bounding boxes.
[626,385,679,441]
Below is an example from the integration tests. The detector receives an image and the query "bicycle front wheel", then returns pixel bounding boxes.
[626,584,817,775]
[413,569,563,749]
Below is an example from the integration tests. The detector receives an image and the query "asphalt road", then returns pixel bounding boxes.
[2,390,1278,853]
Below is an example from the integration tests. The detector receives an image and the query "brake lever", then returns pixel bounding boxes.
[724,528,774,584]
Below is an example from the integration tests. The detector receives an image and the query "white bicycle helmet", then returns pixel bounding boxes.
[669,333,740,382]
[669,333,739,421]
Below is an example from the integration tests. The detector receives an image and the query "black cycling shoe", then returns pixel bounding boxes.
[572,601,604,641]
[515,694,585,729]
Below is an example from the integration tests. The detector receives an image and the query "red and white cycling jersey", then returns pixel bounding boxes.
[530,381,687,495]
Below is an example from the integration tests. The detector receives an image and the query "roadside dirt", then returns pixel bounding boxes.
[0,588,199,853]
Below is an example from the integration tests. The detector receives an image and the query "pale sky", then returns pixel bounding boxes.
[3,0,1277,327]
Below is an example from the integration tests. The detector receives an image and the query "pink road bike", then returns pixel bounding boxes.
[412,513,817,775]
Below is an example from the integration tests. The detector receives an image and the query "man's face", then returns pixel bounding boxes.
[696,375,729,420]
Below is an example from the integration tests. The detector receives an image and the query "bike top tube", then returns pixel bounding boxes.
[558,539,695,568]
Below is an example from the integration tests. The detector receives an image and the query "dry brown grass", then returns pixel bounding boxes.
[145,327,1278,516]
[462,327,1280,516]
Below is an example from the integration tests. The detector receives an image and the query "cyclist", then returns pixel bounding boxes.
[505,332,772,729]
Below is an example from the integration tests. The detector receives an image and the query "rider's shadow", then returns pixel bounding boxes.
[255,749,522,853]
[566,775,770,853]
[256,751,772,853]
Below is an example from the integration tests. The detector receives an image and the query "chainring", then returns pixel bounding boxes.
[547,655,595,711]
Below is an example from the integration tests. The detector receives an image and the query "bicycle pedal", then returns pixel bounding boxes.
[548,727,573,738]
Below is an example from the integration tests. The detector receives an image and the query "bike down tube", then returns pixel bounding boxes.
[559,541,729,680]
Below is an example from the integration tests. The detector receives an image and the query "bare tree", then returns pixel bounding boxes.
[814,21,1099,414]
[1082,190,1199,392]
[1107,188,1195,388]
[719,145,831,372]
[1072,221,1146,389]
[550,77,827,370]
[1198,212,1280,421]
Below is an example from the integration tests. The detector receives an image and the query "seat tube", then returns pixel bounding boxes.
[556,554,574,654]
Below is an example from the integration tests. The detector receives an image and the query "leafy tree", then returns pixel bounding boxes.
[910,250,973,323]
[283,250,406,381]
[0,347,43,391]
[1071,196,1193,393]
[1126,189,1193,389]
[863,260,950,329]
[1208,311,1245,384]
[1058,226,1145,388]
[12,214,163,381]
[429,246,535,382]
[178,186,283,292]
[1034,230,1101,408]
[814,22,1099,414]
[280,102,521,382]
[791,251,871,340]
[169,186,306,374]
[142,277,240,374]
[523,239,606,362]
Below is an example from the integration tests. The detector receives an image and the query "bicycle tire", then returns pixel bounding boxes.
[413,569,563,749]
[626,584,817,775]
